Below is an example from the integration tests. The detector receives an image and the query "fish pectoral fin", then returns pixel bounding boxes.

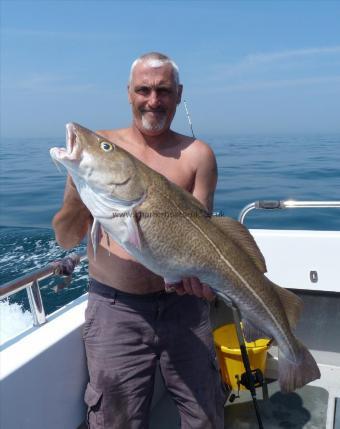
[271,282,304,329]
[90,218,101,259]
[242,319,272,342]
[126,212,142,250]
[164,276,183,284]
[211,216,267,273]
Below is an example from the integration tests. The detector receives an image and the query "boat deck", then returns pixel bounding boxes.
[150,360,340,429]
[150,384,328,429]
[76,359,338,429]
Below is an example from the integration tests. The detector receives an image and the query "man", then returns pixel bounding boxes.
[53,52,226,428]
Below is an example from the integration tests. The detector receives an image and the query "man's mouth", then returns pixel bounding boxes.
[141,112,167,132]
[141,109,166,115]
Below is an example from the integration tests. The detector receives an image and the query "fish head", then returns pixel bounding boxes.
[50,122,146,204]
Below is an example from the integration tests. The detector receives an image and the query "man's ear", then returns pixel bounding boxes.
[127,85,132,104]
[177,84,183,105]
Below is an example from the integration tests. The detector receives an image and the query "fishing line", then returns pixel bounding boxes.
[183,100,196,139]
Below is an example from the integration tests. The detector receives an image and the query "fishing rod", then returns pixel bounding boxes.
[183,100,196,139]
[213,289,265,429]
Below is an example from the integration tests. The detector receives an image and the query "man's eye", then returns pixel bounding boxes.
[136,87,150,95]
[100,141,114,152]
[158,88,171,95]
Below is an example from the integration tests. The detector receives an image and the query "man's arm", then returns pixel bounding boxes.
[175,141,218,300]
[191,142,217,213]
[52,176,92,249]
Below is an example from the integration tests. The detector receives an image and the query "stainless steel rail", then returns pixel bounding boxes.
[238,200,340,224]
[2,199,339,326]
[0,251,88,326]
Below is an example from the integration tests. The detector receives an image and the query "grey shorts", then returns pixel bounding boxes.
[83,278,227,429]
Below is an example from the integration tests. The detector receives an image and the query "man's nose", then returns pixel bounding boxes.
[148,90,160,107]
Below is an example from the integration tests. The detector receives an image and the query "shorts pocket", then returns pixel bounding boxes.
[84,383,104,428]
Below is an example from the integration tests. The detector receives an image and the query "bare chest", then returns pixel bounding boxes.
[131,147,195,192]
[99,130,195,192]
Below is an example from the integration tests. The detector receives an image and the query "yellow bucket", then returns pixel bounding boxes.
[213,324,271,390]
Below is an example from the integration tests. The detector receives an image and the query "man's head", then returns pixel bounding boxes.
[128,52,183,136]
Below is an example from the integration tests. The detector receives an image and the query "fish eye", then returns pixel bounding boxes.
[100,141,114,152]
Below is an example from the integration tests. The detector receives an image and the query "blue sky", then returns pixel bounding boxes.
[1,0,340,137]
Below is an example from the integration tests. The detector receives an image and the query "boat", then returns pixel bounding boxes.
[1,200,339,429]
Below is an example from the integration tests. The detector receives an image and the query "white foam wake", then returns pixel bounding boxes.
[0,300,33,345]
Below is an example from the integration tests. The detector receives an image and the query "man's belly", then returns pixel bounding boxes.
[87,241,165,294]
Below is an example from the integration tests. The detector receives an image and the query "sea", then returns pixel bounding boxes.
[1,134,340,344]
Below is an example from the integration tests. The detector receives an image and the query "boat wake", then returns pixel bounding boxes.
[0,226,88,344]
[0,300,33,345]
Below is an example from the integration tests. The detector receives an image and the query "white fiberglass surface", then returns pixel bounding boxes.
[251,229,340,293]
[0,293,87,379]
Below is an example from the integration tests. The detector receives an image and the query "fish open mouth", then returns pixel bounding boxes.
[49,122,81,165]
[65,122,78,156]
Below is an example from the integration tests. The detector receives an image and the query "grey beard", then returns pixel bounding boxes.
[141,114,167,132]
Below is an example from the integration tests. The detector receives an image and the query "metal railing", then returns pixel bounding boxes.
[238,200,340,224]
[0,251,87,326]
[2,200,339,327]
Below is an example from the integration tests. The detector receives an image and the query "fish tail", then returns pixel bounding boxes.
[278,340,321,393]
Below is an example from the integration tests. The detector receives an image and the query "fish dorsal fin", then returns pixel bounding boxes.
[211,216,267,273]
[271,282,303,329]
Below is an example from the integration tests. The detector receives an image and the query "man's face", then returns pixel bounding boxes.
[128,61,182,136]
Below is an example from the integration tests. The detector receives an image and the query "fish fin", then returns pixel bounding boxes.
[105,232,111,256]
[53,277,71,293]
[242,318,272,342]
[164,276,182,284]
[211,216,267,273]
[90,219,101,259]
[278,340,320,392]
[126,214,142,250]
[64,276,72,288]
[271,283,303,329]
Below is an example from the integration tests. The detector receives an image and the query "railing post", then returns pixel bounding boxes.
[26,280,46,326]
[238,200,340,224]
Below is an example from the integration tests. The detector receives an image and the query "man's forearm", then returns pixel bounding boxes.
[52,176,91,249]
[52,204,90,249]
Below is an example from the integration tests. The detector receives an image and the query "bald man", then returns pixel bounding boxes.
[53,52,226,429]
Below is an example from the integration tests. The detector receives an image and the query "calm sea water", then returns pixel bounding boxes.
[1,134,340,321]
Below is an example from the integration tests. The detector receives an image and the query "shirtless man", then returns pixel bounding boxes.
[53,52,226,428]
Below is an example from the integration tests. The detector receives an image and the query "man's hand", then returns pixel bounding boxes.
[165,277,215,301]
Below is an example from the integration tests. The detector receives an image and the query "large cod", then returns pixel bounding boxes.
[50,123,320,393]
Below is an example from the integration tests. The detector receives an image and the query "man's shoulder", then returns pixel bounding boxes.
[96,127,130,144]
[174,132,215,162]
[173,131,212,151]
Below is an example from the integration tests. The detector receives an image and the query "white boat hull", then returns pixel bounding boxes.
[1,229,339,428]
